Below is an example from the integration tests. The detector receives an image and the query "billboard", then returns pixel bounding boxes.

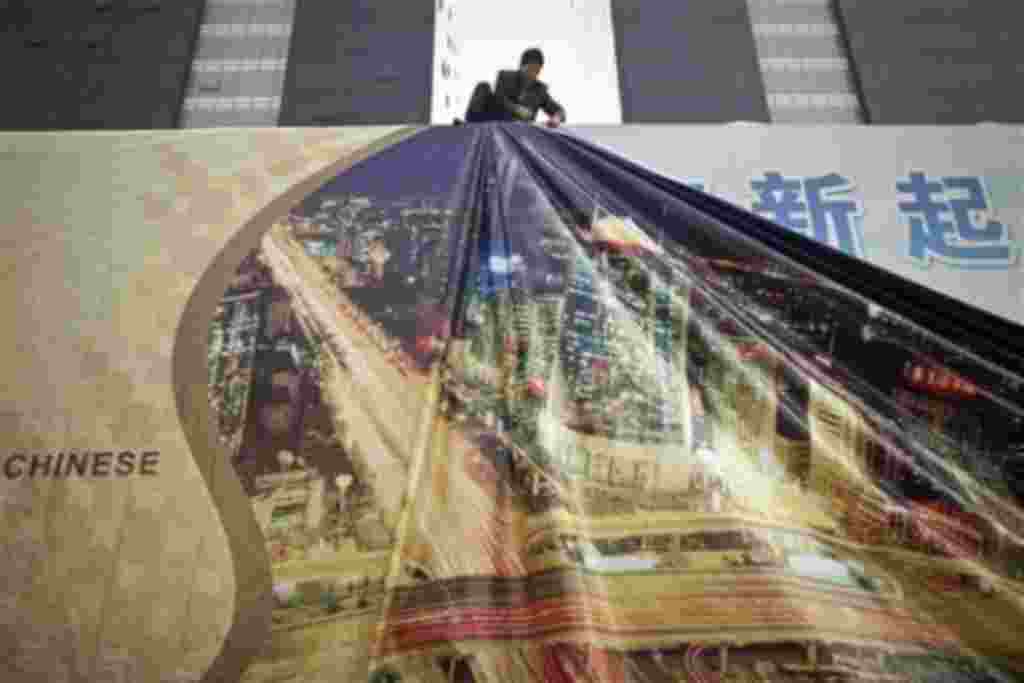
[1,124,1023,683]
[576,124,1024,324]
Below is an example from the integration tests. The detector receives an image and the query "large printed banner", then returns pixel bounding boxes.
[2,124,1024,683]
[579,124,1024,325]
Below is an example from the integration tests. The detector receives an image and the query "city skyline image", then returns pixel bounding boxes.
[203,126,1024,683]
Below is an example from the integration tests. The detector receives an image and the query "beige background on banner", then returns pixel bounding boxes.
[0,126,418,683]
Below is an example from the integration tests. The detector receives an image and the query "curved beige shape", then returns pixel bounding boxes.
[0,126,421,683]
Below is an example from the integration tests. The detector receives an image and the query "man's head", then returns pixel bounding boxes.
[520,48,544,81]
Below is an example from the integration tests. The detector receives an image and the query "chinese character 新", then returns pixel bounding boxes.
[897,172,1016,268]
[751,172,864,257]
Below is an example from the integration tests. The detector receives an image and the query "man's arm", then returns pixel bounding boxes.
[493,71,531,120]
[540,88,566,123]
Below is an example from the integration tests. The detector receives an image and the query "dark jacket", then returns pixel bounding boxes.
[492,69,566,123]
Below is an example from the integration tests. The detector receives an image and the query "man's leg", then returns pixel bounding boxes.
[464,82,496,123]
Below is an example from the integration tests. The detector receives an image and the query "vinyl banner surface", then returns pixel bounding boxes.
[577,124,1024,326]
[2,124,1024,683]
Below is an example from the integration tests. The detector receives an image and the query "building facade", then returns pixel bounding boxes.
[4,1,1022,129]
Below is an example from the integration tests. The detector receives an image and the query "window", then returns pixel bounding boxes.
[645,535,674,553]
[594,536,643,556]
[272,503,305,520]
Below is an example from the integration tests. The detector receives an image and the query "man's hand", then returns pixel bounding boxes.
[545,112,564,128]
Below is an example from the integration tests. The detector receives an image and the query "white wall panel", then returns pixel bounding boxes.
[432,0,622,124]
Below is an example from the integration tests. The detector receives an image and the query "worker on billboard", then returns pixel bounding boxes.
[457,48,566,127]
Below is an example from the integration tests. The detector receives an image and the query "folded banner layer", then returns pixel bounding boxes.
[213,124,1024,682]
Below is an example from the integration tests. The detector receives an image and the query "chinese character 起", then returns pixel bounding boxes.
[897,172,1015,268]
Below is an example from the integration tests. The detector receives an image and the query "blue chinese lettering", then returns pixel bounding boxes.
[751,172,864,257]
[898,172,1015,268]
[752,172,807,233]
[805,174,863,256]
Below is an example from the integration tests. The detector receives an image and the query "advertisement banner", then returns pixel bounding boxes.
[576,124,1024,325]
[2,124,1023,683]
